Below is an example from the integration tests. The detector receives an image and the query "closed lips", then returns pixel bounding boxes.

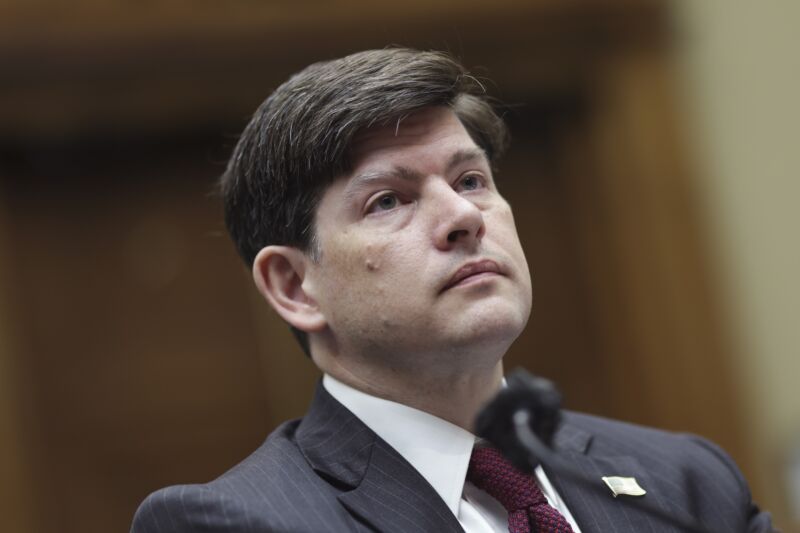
[442,260,504,291]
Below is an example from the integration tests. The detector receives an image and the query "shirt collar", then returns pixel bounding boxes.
[323,374,476,517]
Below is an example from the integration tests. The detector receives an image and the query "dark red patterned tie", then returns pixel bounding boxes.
[467,446,575,533]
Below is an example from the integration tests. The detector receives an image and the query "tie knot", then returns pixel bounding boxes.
[467,446,547,512]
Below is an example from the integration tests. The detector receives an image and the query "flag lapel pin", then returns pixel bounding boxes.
[601,476,647,498]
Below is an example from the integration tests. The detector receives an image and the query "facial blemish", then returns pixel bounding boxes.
[364,243,380,271]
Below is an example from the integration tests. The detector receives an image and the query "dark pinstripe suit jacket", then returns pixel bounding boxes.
[131,383,773,532]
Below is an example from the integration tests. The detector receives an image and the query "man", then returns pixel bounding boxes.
[132,48,773,532]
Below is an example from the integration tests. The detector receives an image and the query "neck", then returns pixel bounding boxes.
[319,355,504,432]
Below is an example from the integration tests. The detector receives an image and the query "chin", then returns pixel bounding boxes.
[445,305,529,353]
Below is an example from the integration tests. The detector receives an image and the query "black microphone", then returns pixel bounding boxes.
[474,369,562,472]
[475,368,714,533]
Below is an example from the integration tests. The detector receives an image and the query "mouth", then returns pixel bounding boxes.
[441,259,505,292]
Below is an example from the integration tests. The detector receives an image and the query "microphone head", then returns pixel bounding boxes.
[474,368,563,471]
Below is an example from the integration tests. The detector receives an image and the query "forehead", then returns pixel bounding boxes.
[348,106,481,169]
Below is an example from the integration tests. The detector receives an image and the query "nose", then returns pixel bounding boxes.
[431,185,485,251]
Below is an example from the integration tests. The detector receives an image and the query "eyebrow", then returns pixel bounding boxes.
[342,166,417,205]
[446,147,489,172]
[343,147,490,204]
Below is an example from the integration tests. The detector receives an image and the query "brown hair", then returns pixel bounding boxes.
[220,47,510,354]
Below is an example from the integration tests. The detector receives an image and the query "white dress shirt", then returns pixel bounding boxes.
[323,374,582,533]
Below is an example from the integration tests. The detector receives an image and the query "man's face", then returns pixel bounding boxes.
[305,107,532,370]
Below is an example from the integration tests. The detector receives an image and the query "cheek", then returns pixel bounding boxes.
[488,204,524,250]
[319,237,426,331]
[351,235,423,277]
[488,205,532,288]
[322,236,400,288]
[361,242,427,299]
[323,231,375,276]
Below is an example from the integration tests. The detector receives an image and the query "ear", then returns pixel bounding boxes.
[252,245,327,333]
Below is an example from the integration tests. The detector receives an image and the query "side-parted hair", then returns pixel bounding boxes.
[220,47,510,355]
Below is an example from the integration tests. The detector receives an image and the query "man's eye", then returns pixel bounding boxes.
[457,174,485,191]
[368,193,399,213]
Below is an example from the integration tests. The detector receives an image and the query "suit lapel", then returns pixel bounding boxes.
[296,383,463,533]
[293,385,700,532]
[338,439,464,533]
[548,418,684,533]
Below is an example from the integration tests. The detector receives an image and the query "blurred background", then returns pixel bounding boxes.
[1,0,797,531]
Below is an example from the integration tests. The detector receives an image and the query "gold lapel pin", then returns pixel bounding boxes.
[601,476,647,497]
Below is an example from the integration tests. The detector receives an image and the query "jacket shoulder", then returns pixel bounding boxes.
[131,483,253,533]
[563,411,739,473]
[561,411,775,531]
[561,410,746,484]
[132,419,325,533]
